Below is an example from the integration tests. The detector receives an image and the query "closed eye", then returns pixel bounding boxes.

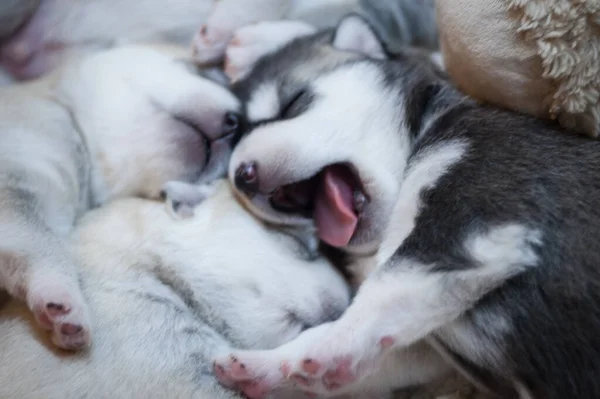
[280,89,309,119]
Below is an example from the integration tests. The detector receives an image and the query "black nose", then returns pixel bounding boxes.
[234,161,259,195]
[223,112,241,135]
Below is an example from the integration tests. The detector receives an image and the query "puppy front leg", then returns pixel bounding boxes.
[192,0,293,64]
[215,224,539,397]
[0,216,91,350]
[214,322,448,398]
[224,20,317,82]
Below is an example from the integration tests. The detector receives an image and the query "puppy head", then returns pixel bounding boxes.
[229,15,446,254]
[55,45,244,201]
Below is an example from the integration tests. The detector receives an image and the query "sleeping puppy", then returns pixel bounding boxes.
[0,0,358,81]
[0,180,351,399]
[0,0,216,80]
[0,0,437,83]
[210,15,600,399]
[193,0,438,68]
[0,44,242,351]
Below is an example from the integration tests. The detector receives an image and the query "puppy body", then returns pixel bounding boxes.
[0,181,351,398]
[213,17,600,399]
[0,0,215,80]
[0,44,241,350]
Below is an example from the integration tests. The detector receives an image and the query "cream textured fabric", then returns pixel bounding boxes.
[437,0,600,137]
[507,0,600,136]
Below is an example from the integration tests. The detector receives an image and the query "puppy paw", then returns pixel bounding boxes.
[281,334,395,395]
[224,21,316,82]
[191,24,231,64]
[214,325,393,397]
[214,352,287,399]
[28,279,91,351]
[161,181,216,219]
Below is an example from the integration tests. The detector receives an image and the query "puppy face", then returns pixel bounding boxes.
[0,0,215,80]
[54,45,242,202]
[229,16,446,254]
[227,17,401,254]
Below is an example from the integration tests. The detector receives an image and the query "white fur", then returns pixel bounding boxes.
[333,15,386,59]
[429,52,445,70]
[0,181,350,398]
[55,45,240,201]
[225,20,317,82]
[0,0,215,79]
[0,44,240,350]
[192,0,357,64]
[247,81,281,122]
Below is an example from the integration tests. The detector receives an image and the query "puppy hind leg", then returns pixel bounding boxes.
[0,220,91,350]
[214,324,449,397]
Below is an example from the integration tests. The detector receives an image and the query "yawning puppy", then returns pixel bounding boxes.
[212,15,600,399]
[0,44,242,351]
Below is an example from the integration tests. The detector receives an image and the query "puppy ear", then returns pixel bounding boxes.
[332,14,386,59]
[429,52,445,71]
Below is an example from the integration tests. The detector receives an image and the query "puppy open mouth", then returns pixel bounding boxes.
[269,163,367,248]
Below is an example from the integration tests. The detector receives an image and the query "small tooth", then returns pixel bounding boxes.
[353,190,367,213]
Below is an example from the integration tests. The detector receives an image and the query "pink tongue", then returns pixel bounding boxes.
[314,167,358,247]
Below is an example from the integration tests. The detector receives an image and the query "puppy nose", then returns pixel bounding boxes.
[222,112,241,135]
[234,161,259,195]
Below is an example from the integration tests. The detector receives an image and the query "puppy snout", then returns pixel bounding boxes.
[222,111,241,135]
[234,161,259,195]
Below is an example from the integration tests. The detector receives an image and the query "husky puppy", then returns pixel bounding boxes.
[0,0,355,81]
[209,15,600,399]
[0,180,351,399]
[0,44,242,351]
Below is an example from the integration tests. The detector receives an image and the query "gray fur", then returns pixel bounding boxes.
[0,0,39,38]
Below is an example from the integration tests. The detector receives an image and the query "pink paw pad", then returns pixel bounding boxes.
[30,290,91,351]
[380,336,395,349]
[34,301,71,330]
[301,359,321,375]
[239,380,270,399]
[322,358,356,391]
[229,356,251,379]
[213,362,236,388]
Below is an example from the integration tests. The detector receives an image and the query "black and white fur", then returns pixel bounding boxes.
[212,16,600,399]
